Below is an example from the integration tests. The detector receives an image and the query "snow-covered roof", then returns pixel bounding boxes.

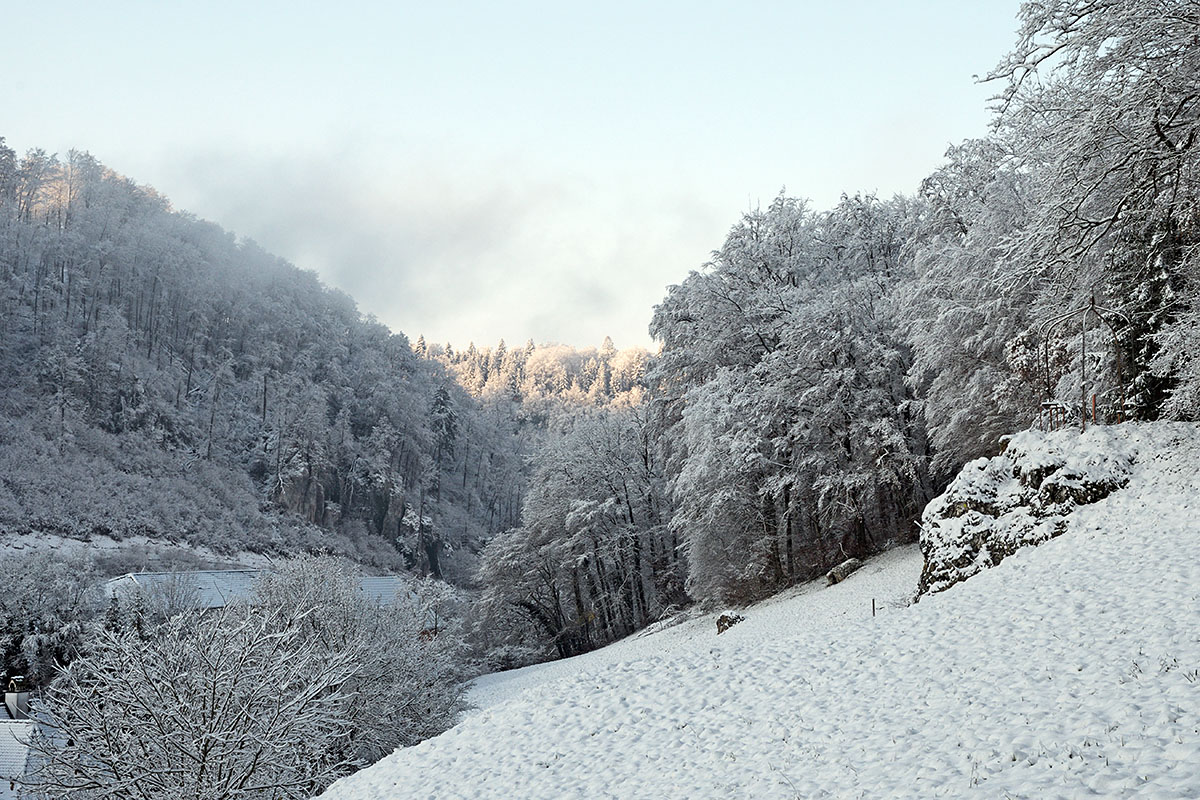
[103,569,261,610]
[0,721,32,798]
[103,570,413,610]
[358,576,415,606]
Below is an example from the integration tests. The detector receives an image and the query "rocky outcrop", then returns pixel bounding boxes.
[716,611,745,634]
[273,468,326,526]
[917,426,1135,597]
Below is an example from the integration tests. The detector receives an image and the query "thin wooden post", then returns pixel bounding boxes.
[1081,303,1088,432]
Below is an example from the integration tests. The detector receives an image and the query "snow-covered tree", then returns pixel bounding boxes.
[253,557,466,762]
[27,603,361,799]
[0,549,98,687]
[900,139,1040,475]
[650,193,929,604]
[27,557,466,799]
[989,0,1200,418]
[477,406,677,658]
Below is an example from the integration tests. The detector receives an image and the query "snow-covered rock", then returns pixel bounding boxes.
[917,424,1138,596]
[714,610,744,634]
[319,422,1200,800]
[825,557,864,585]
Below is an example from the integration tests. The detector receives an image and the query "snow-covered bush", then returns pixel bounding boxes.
[254,558,467,762]
[0,549,99,687]
[27,603,361,799]
[26,557,467,799]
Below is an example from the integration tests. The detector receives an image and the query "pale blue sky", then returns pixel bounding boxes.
[4,1,1022,348]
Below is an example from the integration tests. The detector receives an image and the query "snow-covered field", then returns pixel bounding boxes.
[321,423,1200,799]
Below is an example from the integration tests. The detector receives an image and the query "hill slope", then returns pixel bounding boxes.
[0,143,527,579]
[321,422,1200,799]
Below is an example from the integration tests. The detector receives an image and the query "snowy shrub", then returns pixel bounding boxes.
[0,549,99,687]
[27,602,361,799]
[252,557,467,762]
[26,557,467,799]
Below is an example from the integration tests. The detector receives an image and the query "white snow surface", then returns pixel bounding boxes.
[321,423,1200,800]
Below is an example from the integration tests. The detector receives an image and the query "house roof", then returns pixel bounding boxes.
[102,570,414,610]
[0,721,32,795]
[359,576,415,606]
[103,569,261,610]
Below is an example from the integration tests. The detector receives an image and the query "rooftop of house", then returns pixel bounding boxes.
[0,721,32,797]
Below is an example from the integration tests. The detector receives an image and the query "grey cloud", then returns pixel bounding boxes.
[155,147,726,348]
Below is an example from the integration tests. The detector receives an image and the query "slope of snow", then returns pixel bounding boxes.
[321,422,1200,800]
[471,544,921,714]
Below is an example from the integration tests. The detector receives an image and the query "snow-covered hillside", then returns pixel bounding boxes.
[321,423,1200,800]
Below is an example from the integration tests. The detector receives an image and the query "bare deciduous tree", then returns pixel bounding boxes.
[26,603,360,799]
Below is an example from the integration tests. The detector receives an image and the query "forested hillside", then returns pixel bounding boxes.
[0,142,525,580]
